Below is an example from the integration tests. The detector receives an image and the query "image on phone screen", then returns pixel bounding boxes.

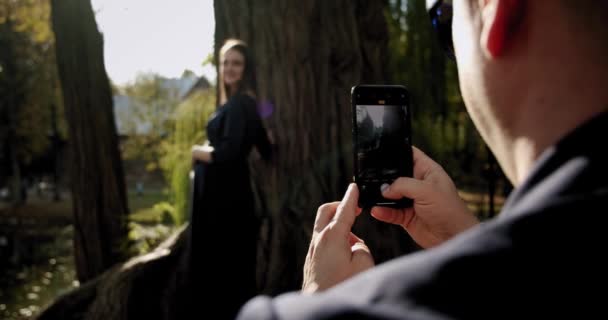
[355,104,411,183]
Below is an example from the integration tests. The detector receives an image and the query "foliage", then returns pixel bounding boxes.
[118,72,215,226]
[0,0,64,169]
[201,52,214,67]
[385,0,494,191]
[152,201,177,225]
[118,73,183,172]
[127,222,173,256]
[159,88,215,225]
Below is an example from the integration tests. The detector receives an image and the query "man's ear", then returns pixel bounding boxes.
[479,0,525,58]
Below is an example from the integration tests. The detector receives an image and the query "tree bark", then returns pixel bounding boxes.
[50,0,129,282]
[215,0,417,295]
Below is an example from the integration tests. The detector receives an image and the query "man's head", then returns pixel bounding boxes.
[428,0,608,185]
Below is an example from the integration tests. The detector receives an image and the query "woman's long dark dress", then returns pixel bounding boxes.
[191,93,271,319]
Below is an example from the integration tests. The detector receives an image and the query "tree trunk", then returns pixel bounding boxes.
[215,0,417,295]
[50,0,129,282]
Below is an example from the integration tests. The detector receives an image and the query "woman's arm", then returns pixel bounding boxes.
[209,95,249,163]
[254,120,273,163]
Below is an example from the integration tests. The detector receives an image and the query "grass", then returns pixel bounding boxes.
[0,189,170,224]
[0,200,72,220]
[127,189,170,224]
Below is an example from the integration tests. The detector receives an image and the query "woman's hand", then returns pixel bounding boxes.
[191,144,214,163]
[372,147,479,249]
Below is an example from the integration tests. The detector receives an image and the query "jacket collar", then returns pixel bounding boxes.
[500,111,608,217]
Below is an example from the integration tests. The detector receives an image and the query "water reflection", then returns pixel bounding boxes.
[0,226,76,320]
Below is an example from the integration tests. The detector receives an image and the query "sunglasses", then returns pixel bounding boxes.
[428,0,455,59]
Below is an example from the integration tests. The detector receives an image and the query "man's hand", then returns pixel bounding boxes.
[302,184,374,294]
[372,147,479,248]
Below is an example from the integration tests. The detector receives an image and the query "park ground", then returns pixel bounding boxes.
[0,183,503,320]
[0,181,173,320]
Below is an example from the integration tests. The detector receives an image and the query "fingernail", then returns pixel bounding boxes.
[380,183,389,193]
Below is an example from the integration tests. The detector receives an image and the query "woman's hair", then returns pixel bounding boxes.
[218,38,257,105]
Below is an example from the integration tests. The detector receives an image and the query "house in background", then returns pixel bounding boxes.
[113,71,212,192]
[114,71,206,137]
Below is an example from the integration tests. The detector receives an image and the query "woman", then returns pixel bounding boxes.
[190,39,272,318]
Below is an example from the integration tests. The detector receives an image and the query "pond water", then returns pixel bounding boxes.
[0,226,77,320]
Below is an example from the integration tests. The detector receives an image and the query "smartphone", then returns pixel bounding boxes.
[351,85,413,209]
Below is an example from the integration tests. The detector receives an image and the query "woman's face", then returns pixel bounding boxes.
[221,49,245,90]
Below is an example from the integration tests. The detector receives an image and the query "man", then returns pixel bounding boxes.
[238,0,608,318]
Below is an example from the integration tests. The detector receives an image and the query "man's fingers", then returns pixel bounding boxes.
[370,207,405,225]
[351,241,374,270]
[412,146,432,179]
[314,183,362,242]
[348,232,364,246]
[382,177,427,200]
[314,202,340,234]
[350,232,370,257]
[371,206,415,228]
[333,184,360,232]
[356,206,364,216]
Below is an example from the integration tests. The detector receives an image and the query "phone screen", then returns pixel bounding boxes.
[355,104,411,183]
[351,84,413,208]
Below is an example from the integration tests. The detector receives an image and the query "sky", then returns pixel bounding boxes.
[91,0,216,86]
